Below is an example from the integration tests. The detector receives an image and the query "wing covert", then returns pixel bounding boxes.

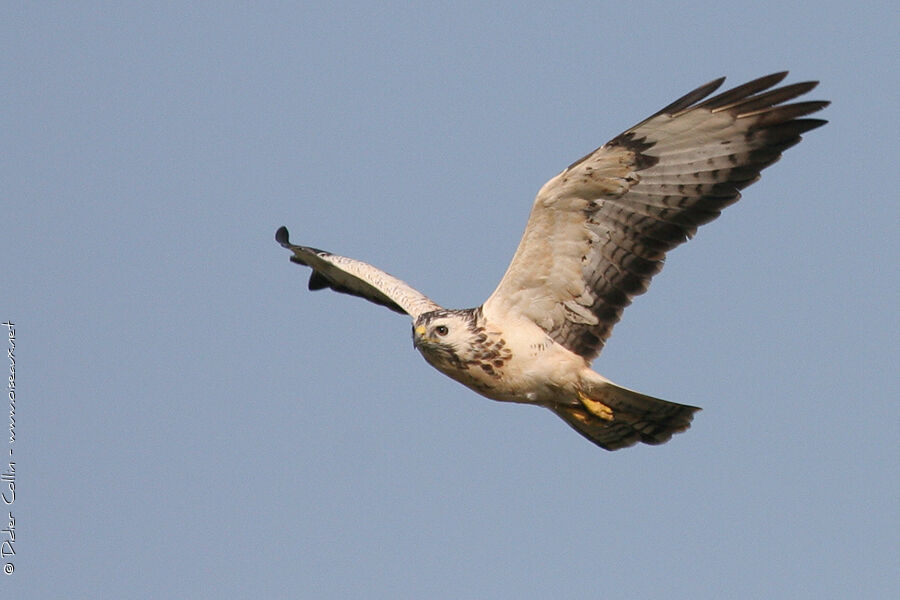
[483,73,828,360]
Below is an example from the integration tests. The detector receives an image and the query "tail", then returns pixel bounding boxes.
[551,381,700,451]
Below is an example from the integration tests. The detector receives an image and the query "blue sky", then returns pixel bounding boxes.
[4,2,898,598]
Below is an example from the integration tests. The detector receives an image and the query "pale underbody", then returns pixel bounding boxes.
[414,311,619,416]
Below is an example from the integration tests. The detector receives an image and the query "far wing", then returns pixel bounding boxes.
[483,72,828,360]
[276,226,441,318]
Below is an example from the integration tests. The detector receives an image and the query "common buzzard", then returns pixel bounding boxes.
[276,72,827,450]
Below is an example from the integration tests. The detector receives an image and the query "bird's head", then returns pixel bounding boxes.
[412,308,481,371]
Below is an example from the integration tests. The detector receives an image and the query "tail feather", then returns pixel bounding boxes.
[551,382,700,451]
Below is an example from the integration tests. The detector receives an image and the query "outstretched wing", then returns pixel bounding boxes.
[483,72,828,360]
[276,226,441,318]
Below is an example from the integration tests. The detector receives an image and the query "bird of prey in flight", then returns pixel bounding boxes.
[276,72,827,450]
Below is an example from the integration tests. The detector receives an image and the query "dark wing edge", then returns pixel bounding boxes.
[275,226,441,318]
[563,73,828,359]
[485,73,828,362]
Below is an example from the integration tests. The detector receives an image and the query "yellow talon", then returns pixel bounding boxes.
[578,391,615,421]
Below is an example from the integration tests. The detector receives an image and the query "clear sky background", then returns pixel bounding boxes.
[4,3,898,598]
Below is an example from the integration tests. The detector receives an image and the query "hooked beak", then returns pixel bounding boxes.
[413,325,427,349]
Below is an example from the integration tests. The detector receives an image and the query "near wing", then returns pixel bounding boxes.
[483,72,828,360]
[276,226,441,318]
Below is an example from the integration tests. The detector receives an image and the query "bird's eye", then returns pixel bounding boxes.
[434,325,449,337]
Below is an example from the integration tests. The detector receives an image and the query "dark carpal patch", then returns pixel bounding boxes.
[605,132,660,170]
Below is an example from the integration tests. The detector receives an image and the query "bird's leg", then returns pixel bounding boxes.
[577,391,615,421]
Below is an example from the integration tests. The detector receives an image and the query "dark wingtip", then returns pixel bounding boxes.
[655,76,726,116]
[796,117,829,133]
[308,271,329,291]
[275,226,290,246]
